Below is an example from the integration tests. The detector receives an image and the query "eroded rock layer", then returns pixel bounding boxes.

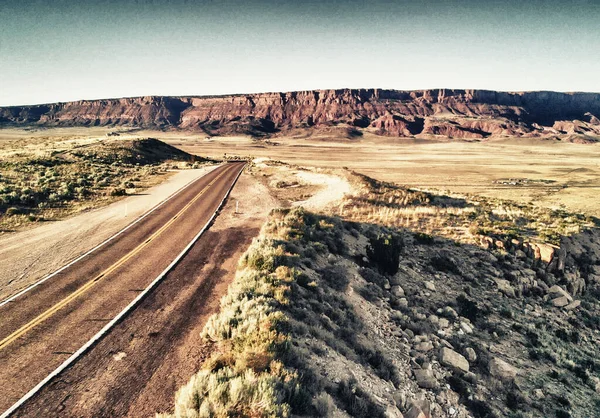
[2,89,600,138]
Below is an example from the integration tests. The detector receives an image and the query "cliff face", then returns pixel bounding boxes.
[2,89,600,139]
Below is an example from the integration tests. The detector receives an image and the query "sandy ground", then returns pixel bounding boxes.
[146,131,600,217]
[292,170,352,210]
[0,165,217,301]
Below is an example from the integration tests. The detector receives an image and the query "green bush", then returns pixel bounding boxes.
[366,233,403,275]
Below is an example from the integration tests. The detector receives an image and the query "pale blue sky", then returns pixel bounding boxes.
[1,0,599,106]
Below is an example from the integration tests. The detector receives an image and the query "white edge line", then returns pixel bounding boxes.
[0,162,245,418]
[0,164,221,308]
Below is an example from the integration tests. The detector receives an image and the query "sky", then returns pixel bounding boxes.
[1,0,599,106]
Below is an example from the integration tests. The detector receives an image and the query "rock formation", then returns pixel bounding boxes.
[2,89,600,139]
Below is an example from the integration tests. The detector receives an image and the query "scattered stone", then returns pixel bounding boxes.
[392,390,407,409]
[415,341,434,352]
[392,285,405,297]
[404,406,426,418]
[385,405,404,418]
[464,372,477,384]
[441,306,459,320]
[413,367,439,389]
[397,298,409,309]
[591,376,600,394]
[438,318,450,329]
[460,322,473,334]
[439,347,469,373]
[532,388,545,400]
[548,285,573,302]
[384,279,391,290]
[551,296,570,307]
[564,300,581,310]
[465,347,477,362]
[428,314,439,325]
[494,278,516,298]
[489,358,519,381]
[424,281,436,291]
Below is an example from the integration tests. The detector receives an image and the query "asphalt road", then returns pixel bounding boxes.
[0,161,246,415]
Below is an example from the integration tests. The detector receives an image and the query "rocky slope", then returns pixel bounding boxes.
[2,89,600,139]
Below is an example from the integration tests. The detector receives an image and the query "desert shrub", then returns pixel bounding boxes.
[241,240,285,272]
[414,231,434,245]
[314,392,335,417]
[366,232,403,275]
[456,294,487,323]
[318,265,349,291]
[430,252,461,274]
[358,267,386,287]
[109,187,126,197]
[358,283,384,302]
[5,207,20,216]
[336,378,385,418]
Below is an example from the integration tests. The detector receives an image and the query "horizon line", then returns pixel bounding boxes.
[3,87,600,108]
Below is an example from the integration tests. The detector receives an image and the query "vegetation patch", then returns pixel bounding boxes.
[0,138,211,231]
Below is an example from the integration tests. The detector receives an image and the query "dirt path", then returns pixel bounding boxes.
[292,170,352,210]
[0,166,217,302]
[11,172,278,417]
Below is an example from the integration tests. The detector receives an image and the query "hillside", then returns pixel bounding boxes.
[2,89,600,140]
[159,164,600,418]
[0,137,207,232]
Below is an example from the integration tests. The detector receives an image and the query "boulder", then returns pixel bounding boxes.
[439,347,469,373]
[392,285,405,298]
[564,300,581,310]
[413,367,439,389]
[465,347,477,362]
[551,296,570,307]
[424,281,436,291]
[415,341,434,352]
[494,278,516,298]
[404,406,427,418]
[489,358,519,381]
[548,285,572,302]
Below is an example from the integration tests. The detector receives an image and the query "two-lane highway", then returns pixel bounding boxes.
[0,161,245,415]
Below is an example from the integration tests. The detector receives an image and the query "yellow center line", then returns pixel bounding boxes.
[0,165,235,351]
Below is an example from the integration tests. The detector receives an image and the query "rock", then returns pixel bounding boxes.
[438,318,450,328]
[397,298,409,309]
[413,368,439,389]
[384,279,391,290]
[441,306,459,320]
[385,405,404,418]
[428,314,439,325]
[551,296,570,307]
[415,341,434,352]
[534,243,557,264]
[548,285,573,302]
[564,300,581,310]
[392,390,407,409]
[489,358,519,381]
[404,406,427,418]
[439,347,469,373]
[460,322,473,334]
[532,388,545,399]
[464,372,477,384]
[424,281,436,291]
[392,285,405,297]
[494,278,516,298]
[591,376,600,394]
[465,347,477,362]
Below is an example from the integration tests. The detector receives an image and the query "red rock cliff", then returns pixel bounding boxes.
[2,89,600,139]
